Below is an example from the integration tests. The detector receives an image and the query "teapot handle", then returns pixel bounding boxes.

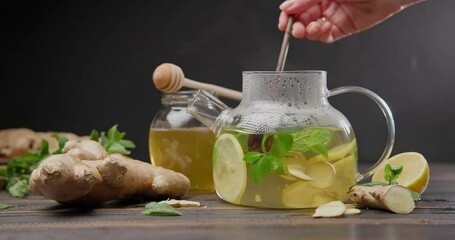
[329,86,395,182]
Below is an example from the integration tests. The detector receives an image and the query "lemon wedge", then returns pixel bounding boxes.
[372,152,430,194]
[213,134,247,204]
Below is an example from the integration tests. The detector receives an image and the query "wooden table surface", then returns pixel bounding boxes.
[1,163,454,240]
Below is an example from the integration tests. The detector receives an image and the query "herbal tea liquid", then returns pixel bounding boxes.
[214,127,358,208]
[149,128,215,193]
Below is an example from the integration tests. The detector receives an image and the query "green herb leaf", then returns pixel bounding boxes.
[248,155,284,182]
[38,140,50,158]
[118,139,136,149]
[410,190,421,202]
[0,203,14,210]
[89,130,99,141]
[243,152,263,164]
[291,128,334,158]
[143,202,182,216]
[51,135,69,154]
[7,179,30,198]
[384,164,403,185]
[92,125,135,155]
[268,133,293,156]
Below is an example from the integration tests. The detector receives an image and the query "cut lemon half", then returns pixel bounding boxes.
[372,152,430,194]
[213,133,247,204]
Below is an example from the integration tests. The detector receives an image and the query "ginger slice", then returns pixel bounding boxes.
[159,199,201,207]
[285,151,313,181]
[313,200,346,218]
[306,161,336,189]
[287,165,313,181]
[344,208,361,215]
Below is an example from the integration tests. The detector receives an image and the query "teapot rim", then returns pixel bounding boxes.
[242,70,326,74]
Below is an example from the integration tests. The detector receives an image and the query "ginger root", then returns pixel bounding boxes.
[29,140,190,206]
[349,185,415,214]
[0,128,83,158]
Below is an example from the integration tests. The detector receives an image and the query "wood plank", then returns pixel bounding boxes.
[1,163,454,239]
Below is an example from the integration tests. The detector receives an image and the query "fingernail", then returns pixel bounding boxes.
[279,0,295,11]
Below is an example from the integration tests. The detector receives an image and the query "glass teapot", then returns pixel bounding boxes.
[187,71,395,208]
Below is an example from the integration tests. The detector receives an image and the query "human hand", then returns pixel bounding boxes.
[278,0,423,43]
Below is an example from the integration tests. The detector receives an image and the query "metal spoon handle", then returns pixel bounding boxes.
[276,16,294,72]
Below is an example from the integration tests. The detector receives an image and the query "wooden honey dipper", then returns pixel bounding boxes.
[152,63,243,101]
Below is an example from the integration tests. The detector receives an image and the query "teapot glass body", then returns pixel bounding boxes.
[188,71,395,208]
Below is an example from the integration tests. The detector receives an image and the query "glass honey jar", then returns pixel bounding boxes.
[149,90,215,193]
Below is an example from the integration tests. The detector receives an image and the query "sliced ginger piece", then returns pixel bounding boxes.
[306,161,336,189]
[159,199,201,207]
[285,152,312,181]
[313,200,346,218]
[287,165,313,181]
[344,208,361,215]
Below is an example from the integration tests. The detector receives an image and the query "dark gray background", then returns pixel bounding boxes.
[1,0,454,165]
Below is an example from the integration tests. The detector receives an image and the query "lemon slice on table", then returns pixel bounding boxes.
[372,152,430,194]
[213,134,247,204]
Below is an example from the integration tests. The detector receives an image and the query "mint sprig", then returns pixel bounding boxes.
[242,128,334,182]
[384,164,403,185]
[90,125,135,155]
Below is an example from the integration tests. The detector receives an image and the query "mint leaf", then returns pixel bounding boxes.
[291,128,334,158]
[108,125,125,143]
[248,155,284,182]
[0,203,14,210]
[89,130,99,141]
[243,152,262,164]
[108,142,130,155]
[7,179,30,198]
[410,190,421,202]
[268,133,293,156]
[38,140,50,158]
[119,139,135,149]
[143,202,182,216]
[384,164,403,185]
[51,134,69,155]
[91,125,135,155]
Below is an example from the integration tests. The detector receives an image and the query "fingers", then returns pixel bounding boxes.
[292,19,337,43]
[318,20,333,43]
[292,21,306,38]
[278,11,289,31]
[280,0,322,15]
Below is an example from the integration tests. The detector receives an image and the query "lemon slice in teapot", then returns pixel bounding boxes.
[213,134,247,204]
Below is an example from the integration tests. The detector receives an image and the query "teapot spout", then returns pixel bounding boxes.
[187,90,231,135]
